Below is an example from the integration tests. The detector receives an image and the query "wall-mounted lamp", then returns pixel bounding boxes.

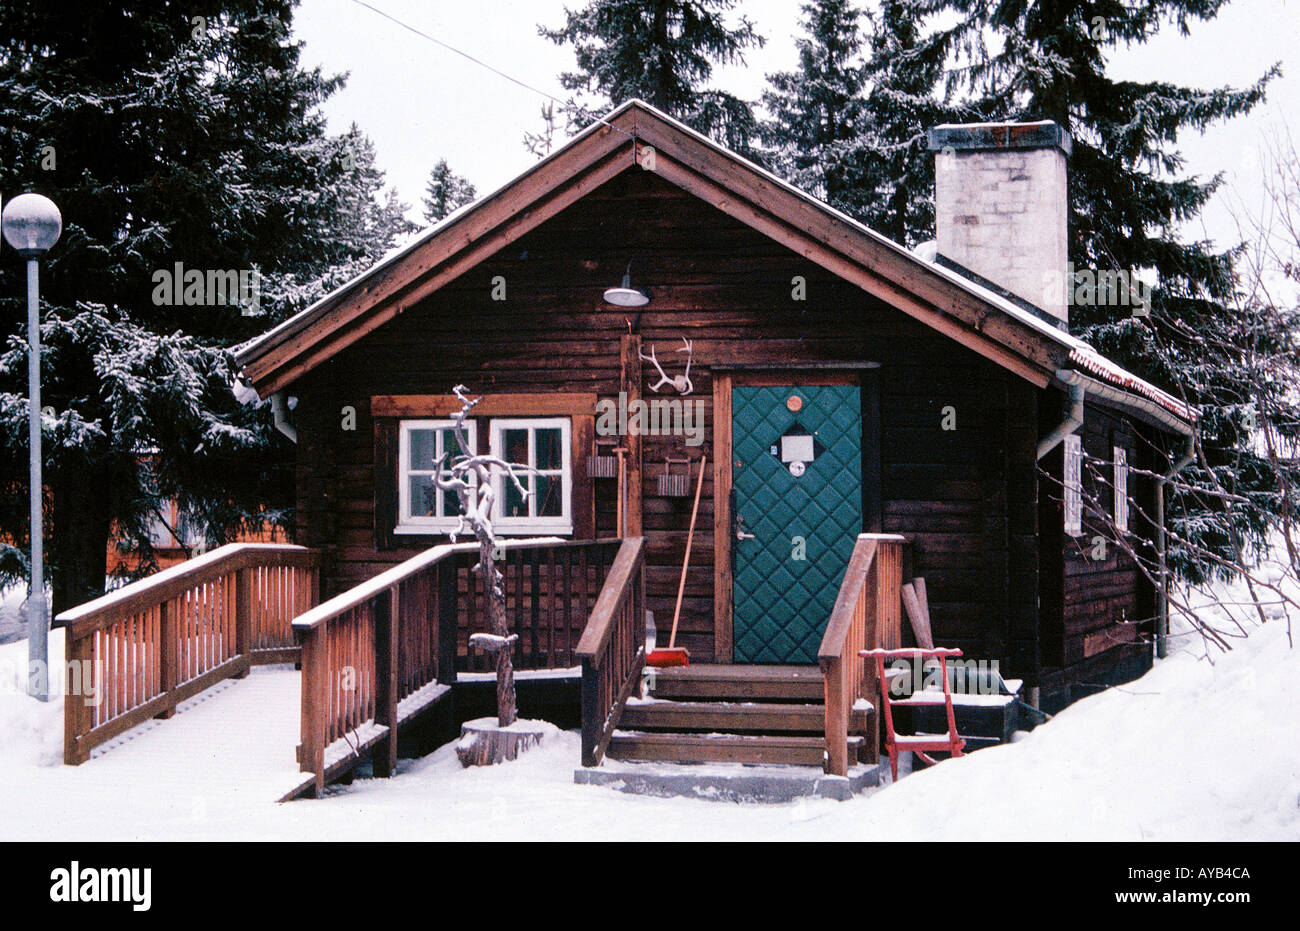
[603,260,650,307]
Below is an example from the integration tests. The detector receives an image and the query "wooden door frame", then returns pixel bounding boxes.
[711,368,881,663]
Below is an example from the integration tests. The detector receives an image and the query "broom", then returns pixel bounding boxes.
[646,453,706,668]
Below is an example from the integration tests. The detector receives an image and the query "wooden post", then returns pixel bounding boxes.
[619,334,643,537]
[63,632,94,765]
[864,552,883,766]
[299,628,328,796]
[580,656,600,767]
[823,657,848,777]
[372,588,400,777]
[712,373,733,662]
[437,561,458,685]
[156,599,177,719]
[233,567,254,677]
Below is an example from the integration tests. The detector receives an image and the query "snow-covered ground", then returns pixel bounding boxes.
[1,561,1296,841]
[0,585,26,645]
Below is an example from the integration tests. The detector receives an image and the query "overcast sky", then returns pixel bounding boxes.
[293,0,1299,252]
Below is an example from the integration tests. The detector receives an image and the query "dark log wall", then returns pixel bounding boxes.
[290,169,1041,676]
[1038,401,1157,710]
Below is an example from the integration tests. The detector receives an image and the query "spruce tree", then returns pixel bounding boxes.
[0,2,413,609]
[918,0,1283,577]
[760,1,972,246]
[422,159,477,224]
[760,1,873,219]
[857,0,976,246]
[538,0,765,153]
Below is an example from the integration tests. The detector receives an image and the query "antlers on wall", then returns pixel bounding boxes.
[638,338,694,395]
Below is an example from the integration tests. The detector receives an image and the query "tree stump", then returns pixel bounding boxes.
[455,717,547,767]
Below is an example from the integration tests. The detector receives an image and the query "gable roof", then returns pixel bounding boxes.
[235,99,1195,434]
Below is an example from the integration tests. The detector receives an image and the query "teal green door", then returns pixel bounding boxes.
[732,384,863,664]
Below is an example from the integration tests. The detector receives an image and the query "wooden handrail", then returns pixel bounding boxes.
[55,543,317,633]
[818,538,880,666]
[577,537,646,767]
[296,536,626,794]
[54,542,320,765]
[575,536,646,664]
[292,536,573,631]
[818,533,906,777]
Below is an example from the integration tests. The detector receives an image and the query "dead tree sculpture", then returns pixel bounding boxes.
[434,385,531,726]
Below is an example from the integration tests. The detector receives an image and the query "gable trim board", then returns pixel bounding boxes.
[234,100,1196,436]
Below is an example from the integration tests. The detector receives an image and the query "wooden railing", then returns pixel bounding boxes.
[54,543,320,765]
[293,538,624,794]
[817,533,905,777]
[576,536,646,767]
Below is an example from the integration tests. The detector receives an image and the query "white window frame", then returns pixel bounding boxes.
[1113,446,1129,533]
[1064,434,1083,537]
[395,419,477,534]
[490,417,572,535]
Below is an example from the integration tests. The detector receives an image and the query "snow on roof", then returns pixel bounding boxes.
[238,99,1196,430]
[1069,346,1198,425]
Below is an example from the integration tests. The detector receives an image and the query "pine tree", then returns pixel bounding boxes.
[523,102,560,158]
[918,0,1282,577]
[759,1,972,246]
[421,159,477,224]
[857,0,975,246]
[760,1,873,219]
[538,0,765,153]
[0,2,413,610]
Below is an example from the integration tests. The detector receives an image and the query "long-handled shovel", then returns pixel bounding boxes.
[646,454,706,668]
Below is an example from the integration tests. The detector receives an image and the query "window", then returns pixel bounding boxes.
[1064,434,1082,537]
[396,420,477,533]
[490,418,572,534]
[1113,446,1129,533]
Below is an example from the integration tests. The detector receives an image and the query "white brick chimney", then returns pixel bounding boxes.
[927,121,1072,328]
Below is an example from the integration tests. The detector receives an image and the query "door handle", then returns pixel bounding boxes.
[738,504,759,540]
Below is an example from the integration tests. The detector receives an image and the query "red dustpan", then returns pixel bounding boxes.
[646,454,706,668]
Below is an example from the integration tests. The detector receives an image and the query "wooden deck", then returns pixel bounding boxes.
[51,536,902,792]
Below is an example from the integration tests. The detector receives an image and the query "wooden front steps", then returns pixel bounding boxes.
[621,700,826,732]
[605,664,871,769]
[644,664,825,701]
[607,732,862,766]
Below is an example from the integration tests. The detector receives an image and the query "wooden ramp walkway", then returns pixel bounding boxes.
[82,665,310,803]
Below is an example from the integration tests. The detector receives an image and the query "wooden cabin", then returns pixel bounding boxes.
[224,101,1195,782]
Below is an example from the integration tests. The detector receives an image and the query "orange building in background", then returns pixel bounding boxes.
[107,498,285,576]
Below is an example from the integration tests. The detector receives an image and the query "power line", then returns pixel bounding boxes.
[344,0,633,140]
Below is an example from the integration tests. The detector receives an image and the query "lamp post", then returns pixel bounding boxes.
[2,193,62,701]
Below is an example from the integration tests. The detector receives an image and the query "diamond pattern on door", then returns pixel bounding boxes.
[732,385,862,663]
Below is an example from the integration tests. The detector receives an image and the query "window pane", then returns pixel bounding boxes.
[535,427,563,470]
[442,488,462,518]
[408,429,438,470]
[502,474,529,518]
[409,475,438,517]
[442,426,470,459]
[501,428,529,466]
[535,474,563,517]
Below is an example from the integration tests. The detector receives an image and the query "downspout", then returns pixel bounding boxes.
[1036,370,1085,460]
[270,391,297,444]
[1155,436,1196,658]
[1028,371,1086,708]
